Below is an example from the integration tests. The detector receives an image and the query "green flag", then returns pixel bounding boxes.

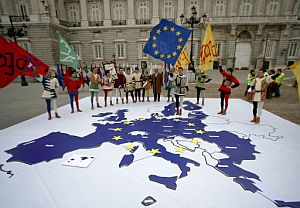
[57,32,79,69]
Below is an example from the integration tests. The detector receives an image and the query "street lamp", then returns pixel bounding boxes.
[233,32,239,69]
[262,33,271,70]
[180,6,208,72]
[1,15,29,86]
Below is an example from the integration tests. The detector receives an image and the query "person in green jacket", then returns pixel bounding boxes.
[244,69,255,96]
[273,68,285,97]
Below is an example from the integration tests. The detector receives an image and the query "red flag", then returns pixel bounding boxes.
[8,41,48,77]
[0,36,31,88]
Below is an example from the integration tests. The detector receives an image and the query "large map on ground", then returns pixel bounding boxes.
[0,98,299,208]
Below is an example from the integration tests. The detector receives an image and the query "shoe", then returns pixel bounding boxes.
[251,116,256,122]
[122,99,124,104]
[167,98,170,102]
[202,101,205,106]
[91,105,94,110]
[71,109,74,113]
[255,117,260,124]
[110,101,114,106]
[77,109,82,112]
[55,113,61,118]
[196,101,199,104]
[147,98,150,102]
[217,109,223,114]
[179,109,182,115]
[116,99,118,104]
[97,103,101,108]
[48,113,52,120]
[222,110,227,115]
[176,109,179,115]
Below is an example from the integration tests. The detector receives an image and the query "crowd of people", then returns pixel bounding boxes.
[33,63,286,124]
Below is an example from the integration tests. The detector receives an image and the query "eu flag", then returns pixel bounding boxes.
[143,19,192,66]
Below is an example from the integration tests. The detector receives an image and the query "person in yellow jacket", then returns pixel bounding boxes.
[244,69,255,96]
[273,68,285,97]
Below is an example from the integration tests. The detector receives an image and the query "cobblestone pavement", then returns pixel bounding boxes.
[0,69,299,129]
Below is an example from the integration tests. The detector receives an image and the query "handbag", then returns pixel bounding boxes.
[41,90,51,99]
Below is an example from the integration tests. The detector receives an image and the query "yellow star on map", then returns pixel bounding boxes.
[178,37,183,42]
[196,129,205,134]
[175,147,186,153]
[174,118,181,122]
[154,50,159,55]
[153,36,157,41]
[172,51,177,56]
[176,31,181,36]
[113,128,122,132]
[139,118,146,121]
[191,139,199,144]
[123,121,133,125]
[156,29,161,34]
[112,136,122,141]
[187,123,195,127]
[163,26,168,31]
[126,144,135,150]
[160,54,165,58]
[170,27,175,32]
[167,54,171,59]
[177,45,182,50]
[149,148,161,155]
[152,43,157,48]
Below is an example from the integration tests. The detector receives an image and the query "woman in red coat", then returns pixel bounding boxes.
[218,63,240,115]
[64,70,83,113]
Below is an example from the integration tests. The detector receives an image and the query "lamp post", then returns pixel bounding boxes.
[180,6,208,72]
[233,32,238,69]
[262,33,271,70]
[5,15,29,86]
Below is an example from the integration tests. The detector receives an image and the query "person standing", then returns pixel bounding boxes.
[195,70,211,106]
[273,68,285,97]
[102,70,114,107]
[218,62,240,115]
[125,68,135,103]
[133,67,143,102]
[89,67,102,109]
[64,70,83,113]
[244,69,255,96]
[174,67,189,115]
[141,69,152,102]
[114,68,126,104]
[166,67,176,102]
[251,69,279,123]
[151,68,163,102]
[35,68,61,120]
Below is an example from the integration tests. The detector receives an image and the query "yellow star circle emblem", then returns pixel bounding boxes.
[149,148,161,155]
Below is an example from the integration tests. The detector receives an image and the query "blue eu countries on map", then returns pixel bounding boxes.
[4,101,300,208]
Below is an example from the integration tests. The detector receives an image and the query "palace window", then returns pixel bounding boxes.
[288,43,299,58]
[68,3,80,22]
[266,0,280,16]
[240,0,253,16]
[162,0,174,20]
[214,0,226,17]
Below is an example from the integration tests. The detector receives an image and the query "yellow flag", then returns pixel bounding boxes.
[199,23,218,72]
[175,46,191,70]
[290,61,300,102]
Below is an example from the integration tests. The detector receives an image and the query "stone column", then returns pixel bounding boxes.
[127,0,135,25]
[152,0,159,24]
[176,0,184,24]
[29,0,40,22]
[48,0,59,24]
[0,0,11,23]
[80,0,88,26]
[255,0,266,16]
[58,0,66,21]
[103,0,111,26]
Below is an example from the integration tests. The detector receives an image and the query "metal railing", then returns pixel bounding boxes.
[10,15,30,22]
[112,20,127,25]
[89,21,104,26]
[211,15,299,24]
[136,19,151,25]
[59,20,81,27]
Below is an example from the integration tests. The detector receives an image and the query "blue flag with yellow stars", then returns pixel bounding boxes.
[143,19,192,65]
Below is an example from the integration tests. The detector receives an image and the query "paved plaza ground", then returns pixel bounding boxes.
[0,69,299,129]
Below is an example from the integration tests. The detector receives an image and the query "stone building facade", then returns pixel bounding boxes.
[0,0,299,70]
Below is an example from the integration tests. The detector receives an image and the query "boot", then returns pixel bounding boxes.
[55,113,61,118]
[179,109,182,116]
[147,97,150,102]
[116,99,119,104]
[172,98,174,102]
[167,97,170,102]
[71,108,74,113]
[251,116,257,122]
[202,100,205,106]
[97,103,101,108]
[176,109,179,115]
[222,109,227,115]
[91,104,94,110]
[110,100,113,106]
[77,108,82,112]
[48,112,52,120]
[255,117,260,124]
[122,99,124,104]
[217,109,224,114]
